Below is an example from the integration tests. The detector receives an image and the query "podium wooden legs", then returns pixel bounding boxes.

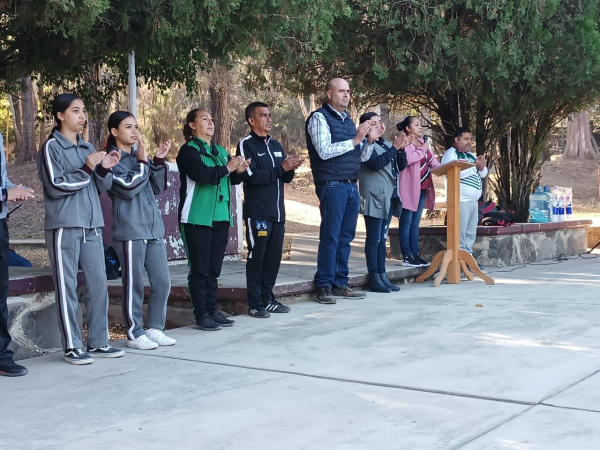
[433,250,453,287]
[460,260,473,281]
[416,250,446,284]
[415,249,495,286]
[458,250,495,285]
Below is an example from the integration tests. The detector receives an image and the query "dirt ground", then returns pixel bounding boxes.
[5,161,46,240]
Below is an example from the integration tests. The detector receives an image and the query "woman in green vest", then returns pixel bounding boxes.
[176,109,249,331]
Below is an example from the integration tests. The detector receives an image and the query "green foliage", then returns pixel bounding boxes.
[1,0,343,108]
[254,0,600,221]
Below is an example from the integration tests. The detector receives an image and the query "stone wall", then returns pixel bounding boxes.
[7,292,72,360]
[390,226,588,267]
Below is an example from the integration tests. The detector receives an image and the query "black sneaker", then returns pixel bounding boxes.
[265,299,291,313]
[332,285,366,299]
[211,310,235,327]
[316,287,337,304]
[195,313,222,331]
[402,255,421,267]
[414,254,430,267]
[249,307,271,318]
[64,348,94,365]
[0,358,28,377]
[87,346,125,358]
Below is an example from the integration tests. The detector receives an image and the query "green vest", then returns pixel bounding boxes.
[185,137,233,226]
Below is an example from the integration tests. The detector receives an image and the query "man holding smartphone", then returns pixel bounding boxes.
[0,132,35,377]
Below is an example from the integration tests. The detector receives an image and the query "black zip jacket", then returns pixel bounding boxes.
[236,132,294,222]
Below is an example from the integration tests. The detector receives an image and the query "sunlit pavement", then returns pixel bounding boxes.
[3,255,600,449]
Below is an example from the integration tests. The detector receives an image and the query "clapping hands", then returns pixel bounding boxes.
[475,155,487,171]
[392,132,410,150]
[282,156,303,172]
[227,156,251,173]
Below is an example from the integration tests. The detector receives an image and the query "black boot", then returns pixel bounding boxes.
[380,272,401,292]
[368,271,392,293]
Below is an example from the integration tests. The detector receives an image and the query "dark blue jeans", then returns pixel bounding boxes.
[399,189,426,257]
[364,208,393,273]
[315,181,360,288]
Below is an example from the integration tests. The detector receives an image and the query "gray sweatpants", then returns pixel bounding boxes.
[460,201,479,254]
[114,239,171,340]
[45,227,109,350]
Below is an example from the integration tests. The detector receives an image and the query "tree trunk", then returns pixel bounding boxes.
[39,115,47,148]
[7,95,22,157]
[433,90,463,149]
[564,111,599,160]
[209,69,231,151]
[281,132,291,156]
[494,131,511,210]
[88,118,103,150]
[16,75,36,164]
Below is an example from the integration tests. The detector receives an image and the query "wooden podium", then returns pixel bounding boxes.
[415,160,495,287]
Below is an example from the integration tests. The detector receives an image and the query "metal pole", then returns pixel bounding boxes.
[128,51,137,117]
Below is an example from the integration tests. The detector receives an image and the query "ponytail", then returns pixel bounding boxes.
[105,134,117,150]
[48,125,60,140]
[183,123,193,142]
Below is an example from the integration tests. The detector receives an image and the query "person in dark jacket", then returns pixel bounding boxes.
[236,102,303,318]
[0,132,35,377]
[106,111,176,350]
[358,112,409,293]
[305,78,372,304]
[176,108,249,331]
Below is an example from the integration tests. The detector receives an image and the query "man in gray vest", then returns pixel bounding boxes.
[305,78,372,304]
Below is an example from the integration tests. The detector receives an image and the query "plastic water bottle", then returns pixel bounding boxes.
[529,186,545,212]
[557,190,565,222]
[541,185,552,221]
[551,187,560,223]
[565,195,573,220]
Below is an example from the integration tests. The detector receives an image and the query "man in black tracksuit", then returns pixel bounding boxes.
[237,102,303,318]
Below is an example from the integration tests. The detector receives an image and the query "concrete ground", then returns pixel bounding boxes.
[3,255,600,449]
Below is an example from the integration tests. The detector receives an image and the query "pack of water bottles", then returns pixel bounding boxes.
[550,186,573,222]
[529,185,573,223]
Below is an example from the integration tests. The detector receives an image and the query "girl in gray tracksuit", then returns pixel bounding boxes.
[37,93,125,365]
[106,111,175,350]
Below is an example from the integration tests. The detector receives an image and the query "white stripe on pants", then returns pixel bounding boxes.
[45,227,110,350]
[113,239,171,340]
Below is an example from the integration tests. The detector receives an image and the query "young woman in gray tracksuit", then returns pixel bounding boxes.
[37,93,125,365]
[106,111,176,350]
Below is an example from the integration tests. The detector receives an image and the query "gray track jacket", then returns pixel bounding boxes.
[37,131,112,231]
[107,145,167,241]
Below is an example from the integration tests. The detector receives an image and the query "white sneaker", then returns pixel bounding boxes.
[145,329,177,346]
[127,334,159,350]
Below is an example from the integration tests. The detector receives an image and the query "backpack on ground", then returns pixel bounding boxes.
[478,201,515,227]
[104,245,121,280]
